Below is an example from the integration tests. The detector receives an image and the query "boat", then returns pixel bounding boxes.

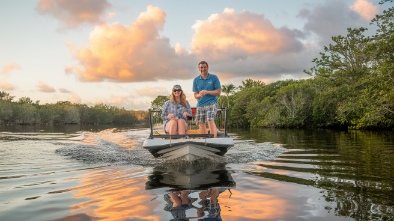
[142,107,234,161]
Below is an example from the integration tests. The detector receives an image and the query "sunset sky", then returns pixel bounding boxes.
[0,0,386,110]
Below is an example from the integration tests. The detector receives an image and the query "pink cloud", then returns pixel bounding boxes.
[67,93,82,104]
[0,80,15,90]
[59,88,71,93]
[135,86,168,98]
[36,0,111,29]
[66,5,194,82]
[37,81,56,92]
[350,0,379,20]
[1,63,21,74]
[191,8,304,61]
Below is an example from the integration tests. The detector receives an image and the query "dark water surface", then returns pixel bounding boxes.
[0,126,393,221]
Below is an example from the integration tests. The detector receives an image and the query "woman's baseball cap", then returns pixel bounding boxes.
[173,85,182,90]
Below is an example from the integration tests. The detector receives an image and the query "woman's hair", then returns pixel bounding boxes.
[170,90,187,107]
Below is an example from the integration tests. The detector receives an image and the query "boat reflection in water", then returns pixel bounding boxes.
[145,161,236,220]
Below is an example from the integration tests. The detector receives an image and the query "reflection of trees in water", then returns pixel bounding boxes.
[244,130,394,220]
[317,178,393,221]
[249,169,393,220]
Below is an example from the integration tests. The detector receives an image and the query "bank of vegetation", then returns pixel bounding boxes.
[0,95,147,126]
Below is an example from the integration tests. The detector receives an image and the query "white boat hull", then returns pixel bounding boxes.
[143,137,234,161]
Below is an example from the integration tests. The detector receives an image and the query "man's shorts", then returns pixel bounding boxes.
[196,103,217,124]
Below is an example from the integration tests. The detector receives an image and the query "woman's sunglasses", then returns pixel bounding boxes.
[173,90,182,92]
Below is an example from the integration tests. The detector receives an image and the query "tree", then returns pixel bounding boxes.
[221,83,236,108]
[238,79,265,90]
[0,91,14,101]
[275,80,314,127]
[0,100,14,124]
[151,95,169,110]
[304,27,371,82]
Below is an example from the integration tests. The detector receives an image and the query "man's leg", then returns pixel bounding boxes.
[207,104,218,137]
[198,123,207,134]
[207,120,217,138]
[196,107,207,134]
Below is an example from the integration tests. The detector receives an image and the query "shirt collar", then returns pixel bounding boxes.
[199,73,210,80]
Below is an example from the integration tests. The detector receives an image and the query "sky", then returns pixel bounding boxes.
[0,0,388,110]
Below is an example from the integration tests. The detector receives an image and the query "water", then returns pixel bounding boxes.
[0,127,393,221]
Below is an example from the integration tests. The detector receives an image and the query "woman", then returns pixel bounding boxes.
[161,85,192,135]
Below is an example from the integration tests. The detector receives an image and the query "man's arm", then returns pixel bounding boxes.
[194,91,202,99]
[209,88,221,96]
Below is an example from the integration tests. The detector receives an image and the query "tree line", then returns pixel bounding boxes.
[0,93,147,126]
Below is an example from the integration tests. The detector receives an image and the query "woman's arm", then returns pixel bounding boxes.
[161,101,169,121]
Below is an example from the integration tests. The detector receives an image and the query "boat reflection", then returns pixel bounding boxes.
[145,162,235,220]
[145,162,236,190]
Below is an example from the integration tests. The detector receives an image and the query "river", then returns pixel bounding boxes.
[0,126,393,221]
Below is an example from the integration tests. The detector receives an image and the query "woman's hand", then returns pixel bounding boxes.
[182,112,190,119]
[167,113,175,119]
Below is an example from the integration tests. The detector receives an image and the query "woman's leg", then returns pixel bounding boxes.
[168,192,182,207]
[177,119,188,135]
[165,119,178,135]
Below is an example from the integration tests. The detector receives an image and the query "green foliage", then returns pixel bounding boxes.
[0,100,15,124]
[0,91,14,101]
[238,79,265,90]
[221,83,236,108]
[304,27,371,80]
[151,95,169,110]
[0,96,145,126]
[13,103,38,124]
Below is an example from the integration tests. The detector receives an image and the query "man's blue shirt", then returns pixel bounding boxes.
[192,73,221,107]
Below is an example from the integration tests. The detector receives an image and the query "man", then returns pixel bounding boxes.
[193,61,222,138]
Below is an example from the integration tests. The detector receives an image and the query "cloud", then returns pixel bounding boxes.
[67,93,82,104]
[93,94,151,110]
[1,63,21,74]
[36,0,111,29]
[66,3,379,86]
[189,8,314,81]
[67,5,195,83]
[0,80,15,90]
[191,8,304,59]
[37,81,56,92]
[59,88,71,93]
[350,0,379,20]
[134,86,168,98]
[298,0,370,46]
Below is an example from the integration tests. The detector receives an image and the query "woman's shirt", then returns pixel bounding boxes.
[161,100,192,124]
